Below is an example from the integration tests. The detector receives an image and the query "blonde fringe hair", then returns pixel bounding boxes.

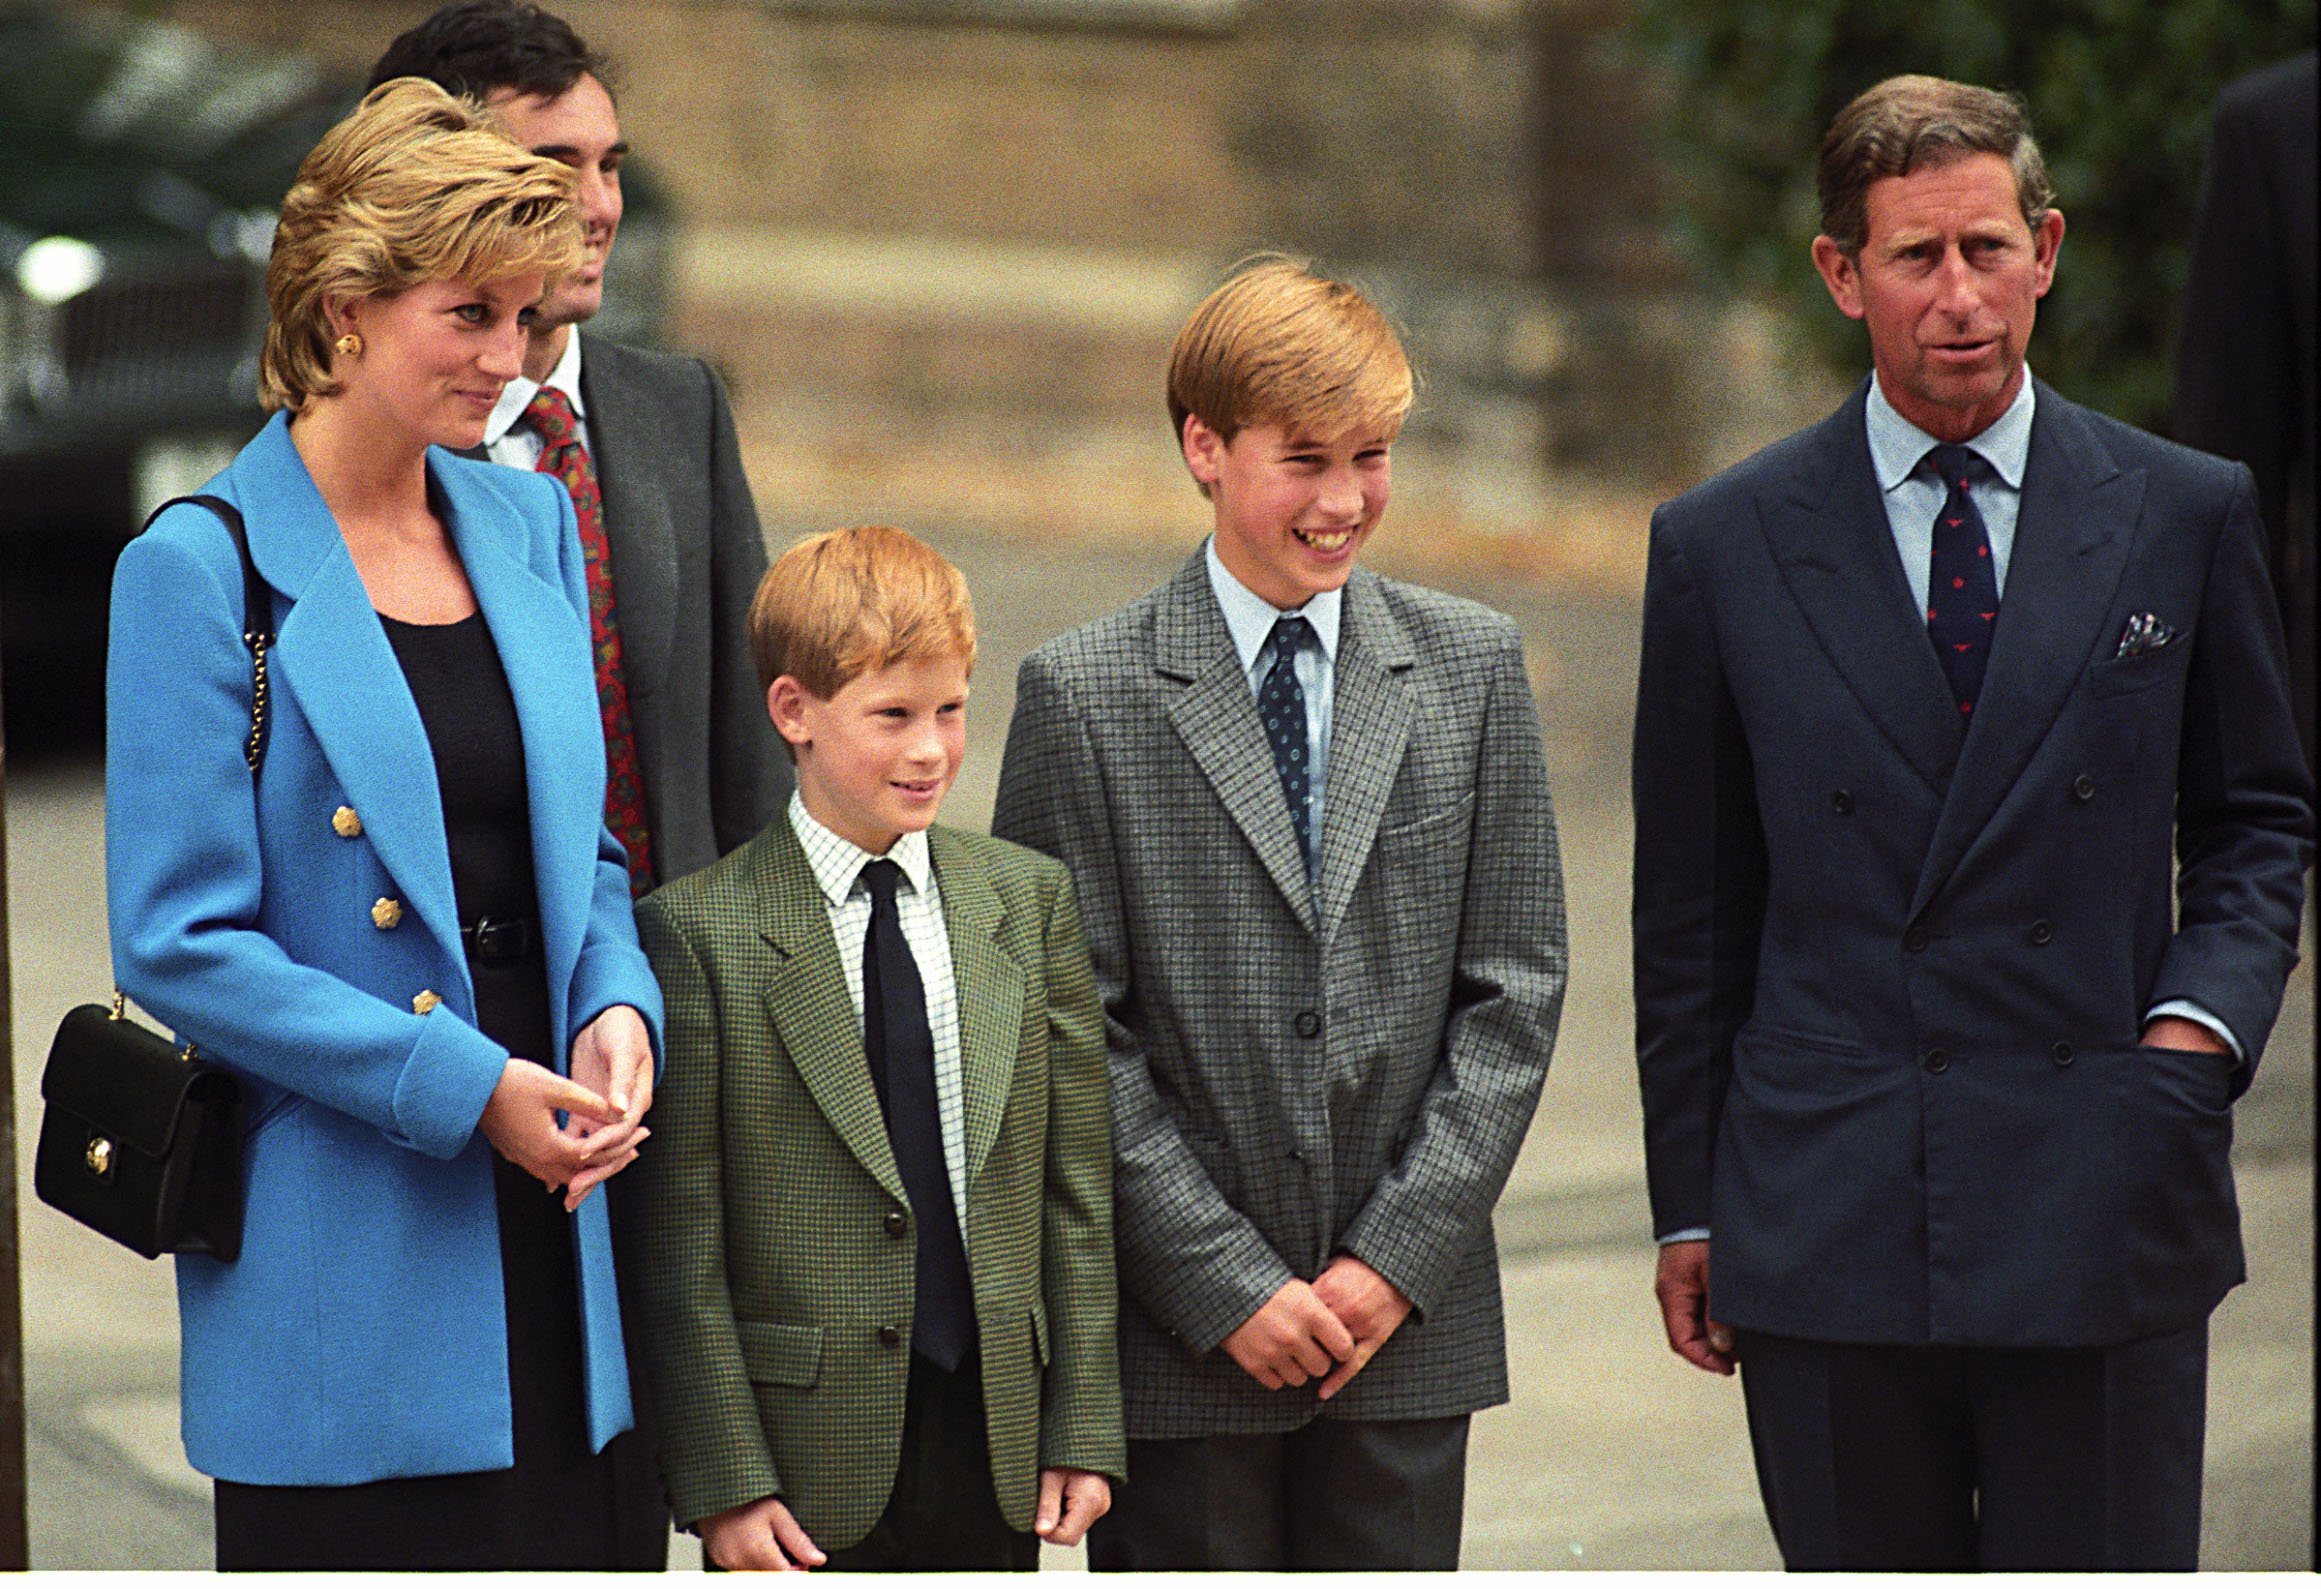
[261,77,581,412]
[1166,254,1415,483]
[749,526,978,708]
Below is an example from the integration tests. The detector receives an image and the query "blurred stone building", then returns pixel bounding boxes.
[153,0,1830,575]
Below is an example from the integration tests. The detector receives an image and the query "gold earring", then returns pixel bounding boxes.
[334,332,363,358]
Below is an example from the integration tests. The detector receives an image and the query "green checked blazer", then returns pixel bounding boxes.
[625,816,1124,1545]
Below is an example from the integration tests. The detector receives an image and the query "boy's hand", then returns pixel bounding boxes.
[1312,1255,1413,1400]
[700,1495,826,1571]
[1221,1279,1355,1389]
[562,1004,656,1211]
[1035,1467,1112,1547]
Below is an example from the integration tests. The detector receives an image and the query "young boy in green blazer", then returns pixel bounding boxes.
[626,525,1122,1570]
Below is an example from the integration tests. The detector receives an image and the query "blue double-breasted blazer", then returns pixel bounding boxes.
[104,411,666,1485]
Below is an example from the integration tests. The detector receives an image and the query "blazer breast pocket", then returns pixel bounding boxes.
[2085,637,2189,699]
[1374,789,1477,850]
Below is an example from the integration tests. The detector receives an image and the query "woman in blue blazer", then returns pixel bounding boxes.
[103,80,665,1569]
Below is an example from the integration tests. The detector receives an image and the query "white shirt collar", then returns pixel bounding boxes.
[1866,367,2036,493]
[788,790,934,907]
[1202,536,1343,674]
[482,325,587,447]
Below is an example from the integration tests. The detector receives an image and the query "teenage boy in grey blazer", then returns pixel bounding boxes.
[994,258,1567,1570]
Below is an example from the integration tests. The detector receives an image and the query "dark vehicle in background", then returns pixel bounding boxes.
[0,3,670,754]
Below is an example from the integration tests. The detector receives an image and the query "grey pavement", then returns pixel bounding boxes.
[5,517,2310,1568]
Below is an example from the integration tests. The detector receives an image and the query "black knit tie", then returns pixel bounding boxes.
[860,859,972,1369]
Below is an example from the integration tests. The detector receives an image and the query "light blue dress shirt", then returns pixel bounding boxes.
[1865,370,2032,615]
[1205,537,1339,871]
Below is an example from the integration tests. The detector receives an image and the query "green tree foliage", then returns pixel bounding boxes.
[1629,0,2316,431]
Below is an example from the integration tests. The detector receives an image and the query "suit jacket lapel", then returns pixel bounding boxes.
[753,822,909,1203]
[930,828,1026,1205]
[1157,553,1319,931]
[1763,389,1966,794]
[1315,571,1417,938]
[1909,387,2143,917]
[240,416,464,982]
[578,344,678,713]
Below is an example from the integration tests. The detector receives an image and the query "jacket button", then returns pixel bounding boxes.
[1904,925,1930,953]
[2052,1042,2075,1067]
[878,1324,902,1347]
[2072,774,2096,801]
[1293,1011,1322,1039]
[1923,1047,1950,1074]
[2029,919,2054,945]
[412,990,441,1015]
[884,1209,908,1238]
[1830,789,1853,815]
[371,897,403,930]
[332,805,363,838]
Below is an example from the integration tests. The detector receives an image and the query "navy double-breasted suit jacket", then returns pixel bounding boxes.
[1633,379,2312,1348]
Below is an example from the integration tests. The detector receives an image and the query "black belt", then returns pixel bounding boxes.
[459,914,536,966]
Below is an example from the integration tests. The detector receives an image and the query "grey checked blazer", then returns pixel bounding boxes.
[579,337,788,885]
[993,547,1567,1437]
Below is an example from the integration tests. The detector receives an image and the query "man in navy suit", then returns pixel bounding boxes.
[1632,74,2311,1571]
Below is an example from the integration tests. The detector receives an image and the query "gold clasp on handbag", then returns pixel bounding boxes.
[84,1135,115,1181]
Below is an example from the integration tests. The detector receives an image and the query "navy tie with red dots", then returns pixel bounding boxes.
[1261,615,1316,874]
[1924,444,1999,715]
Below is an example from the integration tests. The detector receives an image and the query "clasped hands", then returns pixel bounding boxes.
[1221,1255,1412,1399]
[477,1003,653,1211]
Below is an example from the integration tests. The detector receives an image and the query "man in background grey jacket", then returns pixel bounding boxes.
[372,1,785,892]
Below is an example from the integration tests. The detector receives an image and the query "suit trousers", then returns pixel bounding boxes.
[1088,1414,1470,1571]
[820,1353,1038,1572]
[1735,1322,2209,1570]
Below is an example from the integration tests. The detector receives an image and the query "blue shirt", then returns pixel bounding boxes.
[1205,537,1340,872]
[1865,370,2033,617]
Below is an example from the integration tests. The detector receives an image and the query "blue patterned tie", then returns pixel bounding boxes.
[1925,444,2000,716]
[1260,616,1316,873]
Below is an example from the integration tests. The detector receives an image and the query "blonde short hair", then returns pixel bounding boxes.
[261,77,581,412]
[1166,255,1415,463]
[750,526,977,705]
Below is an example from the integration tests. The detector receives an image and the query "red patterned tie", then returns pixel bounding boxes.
[527,385,655,896]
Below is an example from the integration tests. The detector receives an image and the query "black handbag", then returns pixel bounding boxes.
[33,494,268,1262]
[34,1000,245,1261]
